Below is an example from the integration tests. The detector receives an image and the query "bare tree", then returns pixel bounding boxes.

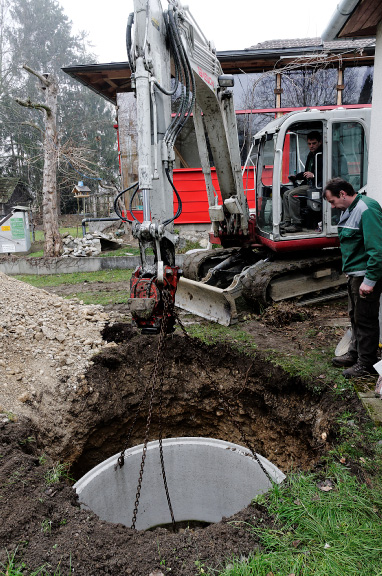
[16,65,62,256]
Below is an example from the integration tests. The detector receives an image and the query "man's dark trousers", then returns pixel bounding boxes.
[347,276,382,368]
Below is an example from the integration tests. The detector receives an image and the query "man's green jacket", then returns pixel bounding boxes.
[337,193,382,287]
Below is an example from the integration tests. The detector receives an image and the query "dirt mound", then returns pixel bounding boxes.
[259,302,314,327]
[0,272,112,450]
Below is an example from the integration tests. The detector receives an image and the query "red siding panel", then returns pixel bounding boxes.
[126,167,255,224]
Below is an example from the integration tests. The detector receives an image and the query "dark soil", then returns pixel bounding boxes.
[0,299,370,576]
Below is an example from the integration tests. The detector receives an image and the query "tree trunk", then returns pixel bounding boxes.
[42,76,62,256]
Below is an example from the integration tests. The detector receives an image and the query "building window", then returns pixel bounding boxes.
[281,68,337,107]
[343,66,373,105]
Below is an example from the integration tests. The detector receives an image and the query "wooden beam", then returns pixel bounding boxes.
[340,0,380,37]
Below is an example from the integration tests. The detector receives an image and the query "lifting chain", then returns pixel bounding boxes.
[117,289,176,531]
[117,290,275,531]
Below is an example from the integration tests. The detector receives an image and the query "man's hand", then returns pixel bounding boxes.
[304,171,314,179]
[359,282,374,297]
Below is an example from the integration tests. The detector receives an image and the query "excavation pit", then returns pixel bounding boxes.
[61,329,349,487]
[74,437,285,530]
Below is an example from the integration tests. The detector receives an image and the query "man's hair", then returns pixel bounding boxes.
[307,131,322,142]
[325,177,356,198]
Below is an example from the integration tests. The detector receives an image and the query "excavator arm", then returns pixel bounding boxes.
[126,0,250,332]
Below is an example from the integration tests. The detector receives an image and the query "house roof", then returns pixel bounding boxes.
[0,177,20,203]
[72,184,91,195]
[63,35,375,105]
[322,0,381,40]
[248,37,374,51]
[62,62,132,105]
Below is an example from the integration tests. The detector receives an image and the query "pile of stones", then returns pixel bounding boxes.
[62,232,122,257]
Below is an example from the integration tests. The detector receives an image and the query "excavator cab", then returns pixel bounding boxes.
[254,108,370,252]
[256,120,325,240]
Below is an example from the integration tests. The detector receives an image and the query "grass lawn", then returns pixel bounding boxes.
[16,270,132,307]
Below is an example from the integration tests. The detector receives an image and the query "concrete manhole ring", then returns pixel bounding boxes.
[74,436,285,530]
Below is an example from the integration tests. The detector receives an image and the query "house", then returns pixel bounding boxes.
[0,177,33,217]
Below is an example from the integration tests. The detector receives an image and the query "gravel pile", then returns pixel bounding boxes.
[0,271,112,418]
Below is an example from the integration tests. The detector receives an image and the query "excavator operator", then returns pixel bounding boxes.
[281,131,323,233]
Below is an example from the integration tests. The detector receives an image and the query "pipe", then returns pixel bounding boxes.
[81,217,121,237]
[321,0,361,41]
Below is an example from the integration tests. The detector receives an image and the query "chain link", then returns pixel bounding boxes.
[158,291,176,529]
[116,385,149,469]
[130,289,176,530]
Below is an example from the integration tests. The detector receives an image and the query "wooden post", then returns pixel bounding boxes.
[337,68,344,106]
[275,73,283,118]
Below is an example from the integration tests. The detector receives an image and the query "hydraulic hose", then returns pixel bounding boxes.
[166,10,190,137]
[163,10,188,146]
[129,185,140,222]
[126,12,135,73]
[113,181,139,223]
[151,12,180,96]
[166,9,195,147]
[163,167,182,226]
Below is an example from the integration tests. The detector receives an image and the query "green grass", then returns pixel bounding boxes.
[67,290,130,306]
[15,270,133,306]
[0,549,72,575]
[264,348,352,394]
[44,462,74,486]
[184,322,257,354]
[15,269,132,288]
[213,417,382,576]
[98,244,141,257]
[31,227,82,242]
[27,250,44,258]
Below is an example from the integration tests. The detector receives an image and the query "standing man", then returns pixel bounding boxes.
[324,177,382,378]
[281,131,323,233]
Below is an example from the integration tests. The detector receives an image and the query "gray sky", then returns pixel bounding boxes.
[58,0,340,64]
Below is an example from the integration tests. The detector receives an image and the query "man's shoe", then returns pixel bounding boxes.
[284,224,303,233]
[342,362,378,379]
[332,353,357,368]
[279,222,291,230]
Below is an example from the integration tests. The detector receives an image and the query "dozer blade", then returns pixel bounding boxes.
[175,276,242,326]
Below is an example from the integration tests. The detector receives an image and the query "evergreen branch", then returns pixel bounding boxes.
[21,121,45,135]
